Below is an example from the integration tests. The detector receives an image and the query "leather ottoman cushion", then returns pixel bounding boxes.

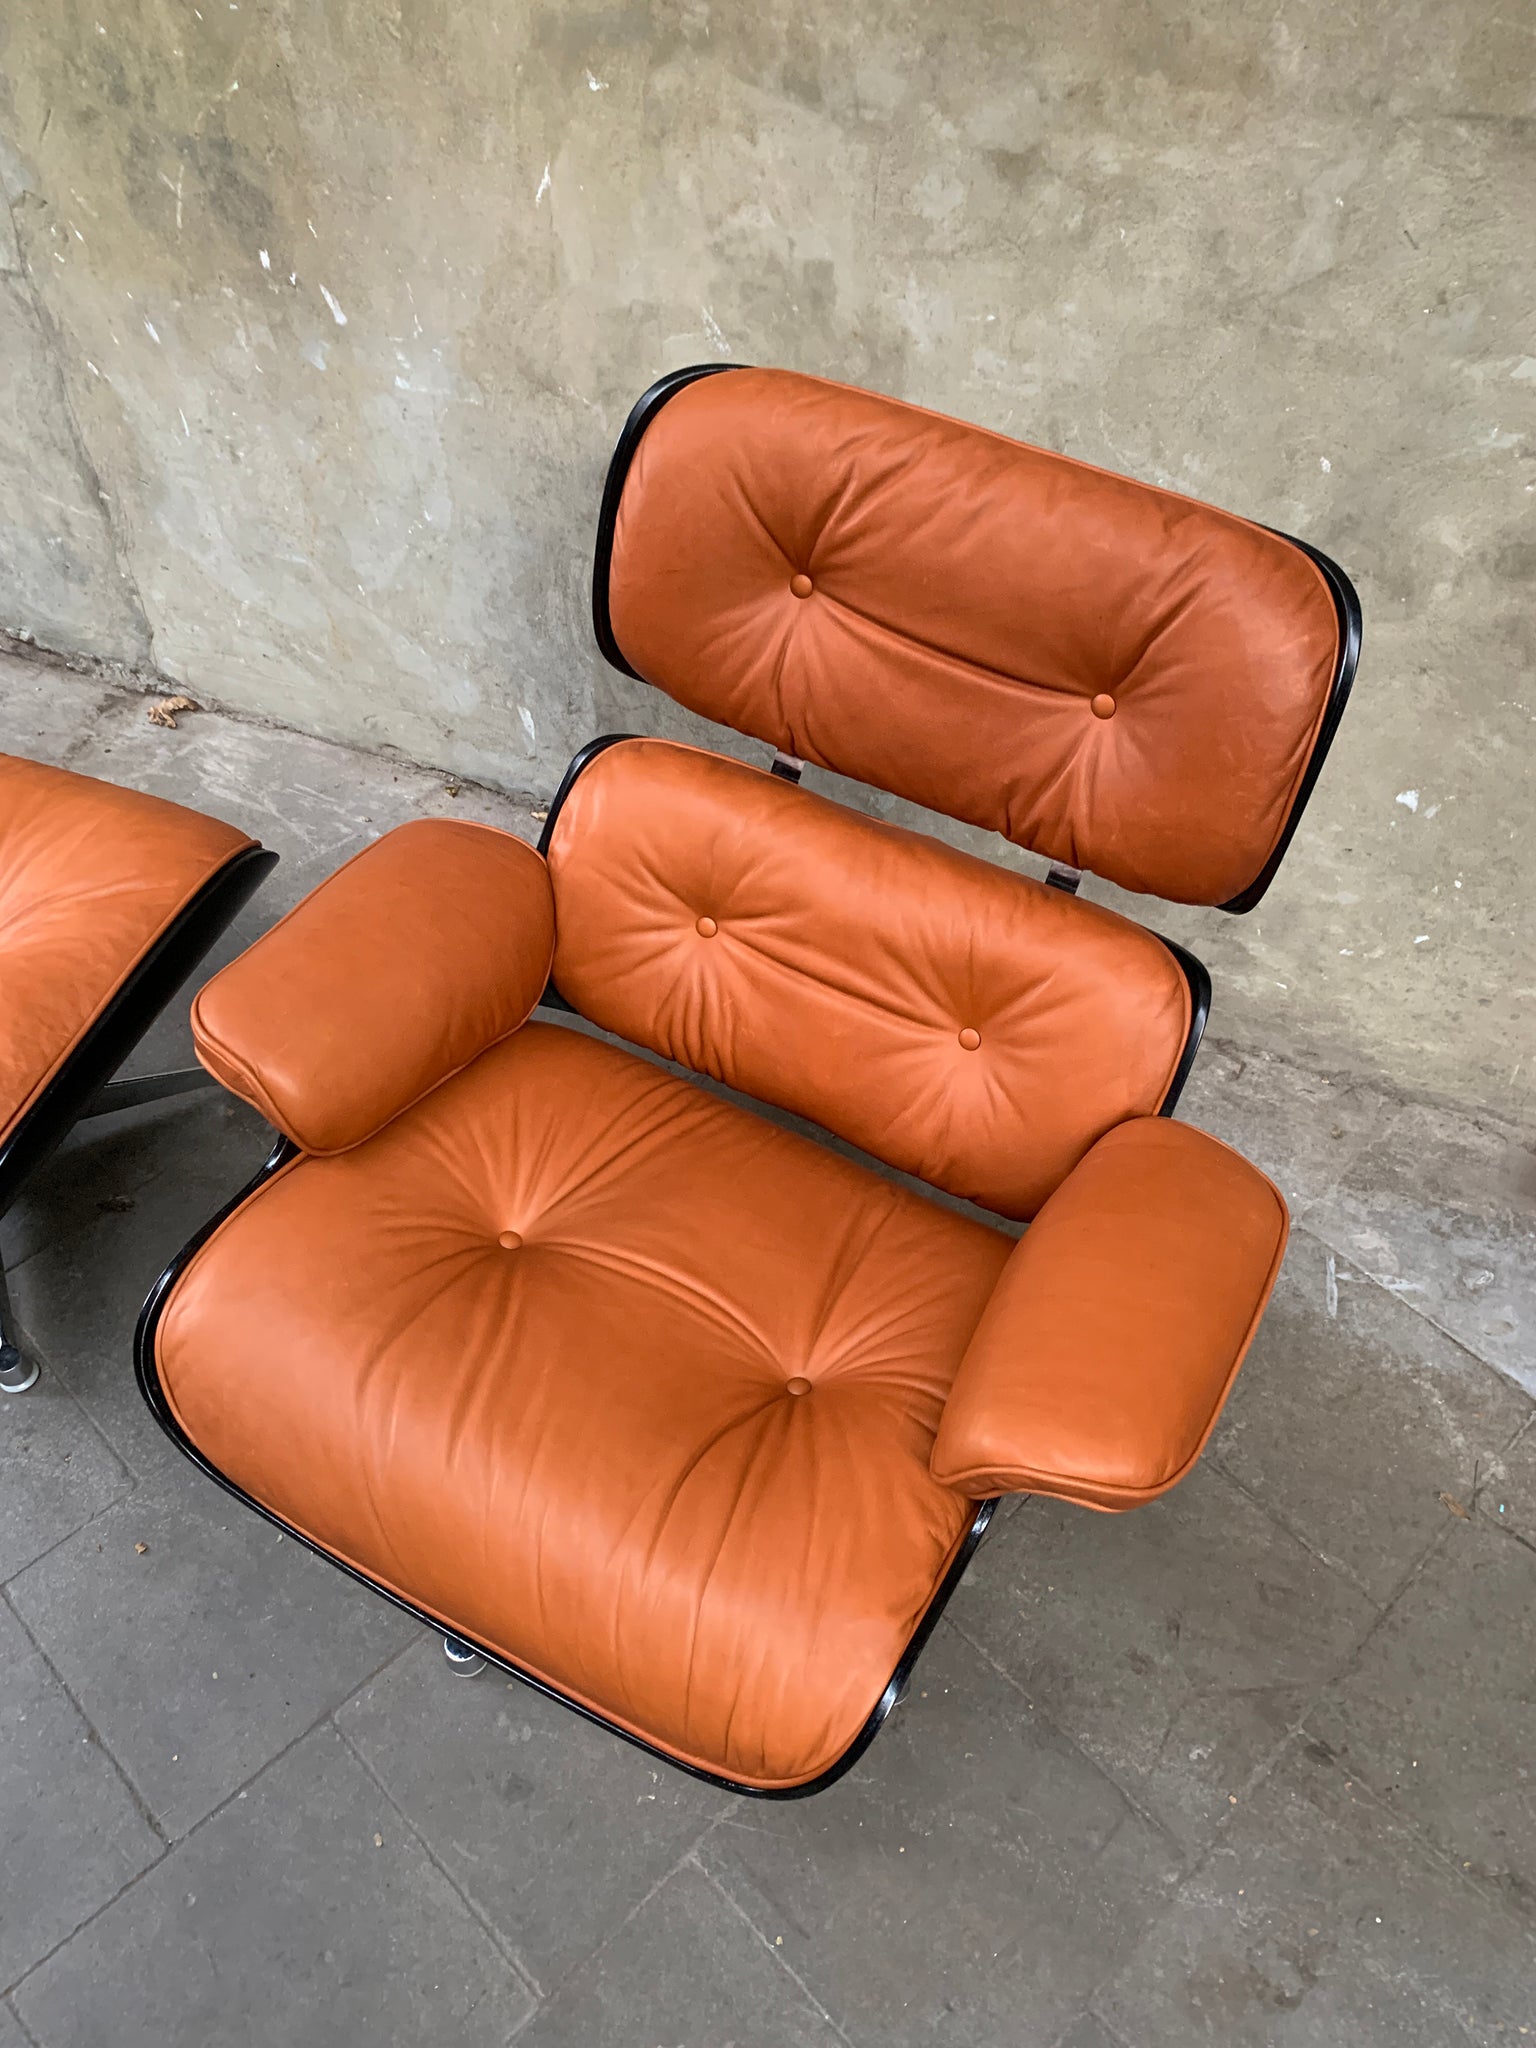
[0,754,253,1145]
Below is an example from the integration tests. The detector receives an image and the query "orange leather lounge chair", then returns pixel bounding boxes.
[0,756,274,1392]
[135,367,1360,1795]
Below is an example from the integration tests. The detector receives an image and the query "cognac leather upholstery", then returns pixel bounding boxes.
[931,1119,1288,1509]
[146,364,1343,1793]
[158,1023,1012,1789]
[547,739,1192,1219]
[192,820,553,1154]
[0,754,254,1150]
[605,367,1343,906]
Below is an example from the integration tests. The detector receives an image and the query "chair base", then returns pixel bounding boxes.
[0,1267,38,1393]
[442,1634,488,1677]
[0,1341,39,1395]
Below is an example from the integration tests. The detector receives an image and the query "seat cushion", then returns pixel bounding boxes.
[0,755,254,1145]
[156,1022,1012,1789]
[548,737,1193,1220]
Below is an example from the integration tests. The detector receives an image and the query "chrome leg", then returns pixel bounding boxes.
[0,1264,39,1394]
[442,1633,487,1677]
[79,1069,218,1118]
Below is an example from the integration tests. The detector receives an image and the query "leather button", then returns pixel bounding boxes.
[695,915,718,938]
[958,1027,981,1051]
[785,1376,812,1396]
[1090,693,1117,720]
[789,573,814,599]
[497,1230,523,1251]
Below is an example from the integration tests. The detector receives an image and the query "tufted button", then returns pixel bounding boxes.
[497,1230,523,1251]
[785,1375,812,1396]
[695,915,718,938]
[789,572,814,599]
[1090,692,1117,720]
[958,1027,981,1051]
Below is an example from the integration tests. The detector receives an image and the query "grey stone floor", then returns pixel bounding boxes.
[2,651,1534,2046]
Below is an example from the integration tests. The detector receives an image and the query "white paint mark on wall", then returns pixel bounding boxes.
[319,285,348,326]
[1319,456,1331,472]
[144,319,161,343]
[179,408,190,436]
[585,69,609,90]
[1414,934,1430,944]
[535,163,552,204]
[259,248,271,270]
[701,304,730,354]
[1395,789,1419,812]
[1325,1253,1338,1319]
[518,704,537,750]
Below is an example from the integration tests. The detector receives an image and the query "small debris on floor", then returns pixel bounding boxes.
[1437,1491,1471,1519]
[374,1833,383,1847]
[444,779,462,797]
[531,807,549,821]
[134,1541,148,1554]
[146,693,198,728]
[97,1193,135,1213]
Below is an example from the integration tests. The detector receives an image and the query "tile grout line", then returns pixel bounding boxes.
[0,1581,169,1853]
[3,1991,43,2048]
[937,1613,1188,1869]
[2,1629,418,2005]
[1291,1207,1535,1404]
[503,1809,737,2037]
[1205,1449,1395,1612]
[691,1853,864,2048]
[330,1712,543,2007]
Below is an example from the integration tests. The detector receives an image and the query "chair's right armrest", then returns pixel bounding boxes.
[931,1118,1288,1510]
[192,819,554,1153]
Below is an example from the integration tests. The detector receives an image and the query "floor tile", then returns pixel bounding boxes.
[700,1625,1179,2048]
[12,1727,534,2048]
[1213,1228,1531,1603]
[1096,1737,1536,2044]
[7,1485,416,1838]
[1300,1098,1536,1396]
[1305,1427,1536,1910]
[516,1861,844,2048]
[0,1369,130,1584]
[339,1636,727,1994]
[0,1636,162,1987]
[949,1462,1378,1852]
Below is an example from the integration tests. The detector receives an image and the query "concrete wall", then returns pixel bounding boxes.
[0,3,1531,1122]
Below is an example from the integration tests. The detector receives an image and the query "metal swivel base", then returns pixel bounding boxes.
[0,1341,40,1395]
[442,1633,487,1677]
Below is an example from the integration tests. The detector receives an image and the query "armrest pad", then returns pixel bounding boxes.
[931,1118,1288,1510]
[192,819,554,1153]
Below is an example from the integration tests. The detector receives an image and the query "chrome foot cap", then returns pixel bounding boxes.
[0,1344,39,1395]
[442,1634,487,1677]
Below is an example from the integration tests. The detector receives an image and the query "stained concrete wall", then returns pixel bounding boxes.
[0,3,1531,1123]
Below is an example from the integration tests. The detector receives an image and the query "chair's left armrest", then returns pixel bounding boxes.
[931,1118,1288,1510]
[192,819,554,1153]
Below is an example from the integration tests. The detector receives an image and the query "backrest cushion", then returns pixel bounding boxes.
[602,367,1345,907]
[545,739,1193,1221]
